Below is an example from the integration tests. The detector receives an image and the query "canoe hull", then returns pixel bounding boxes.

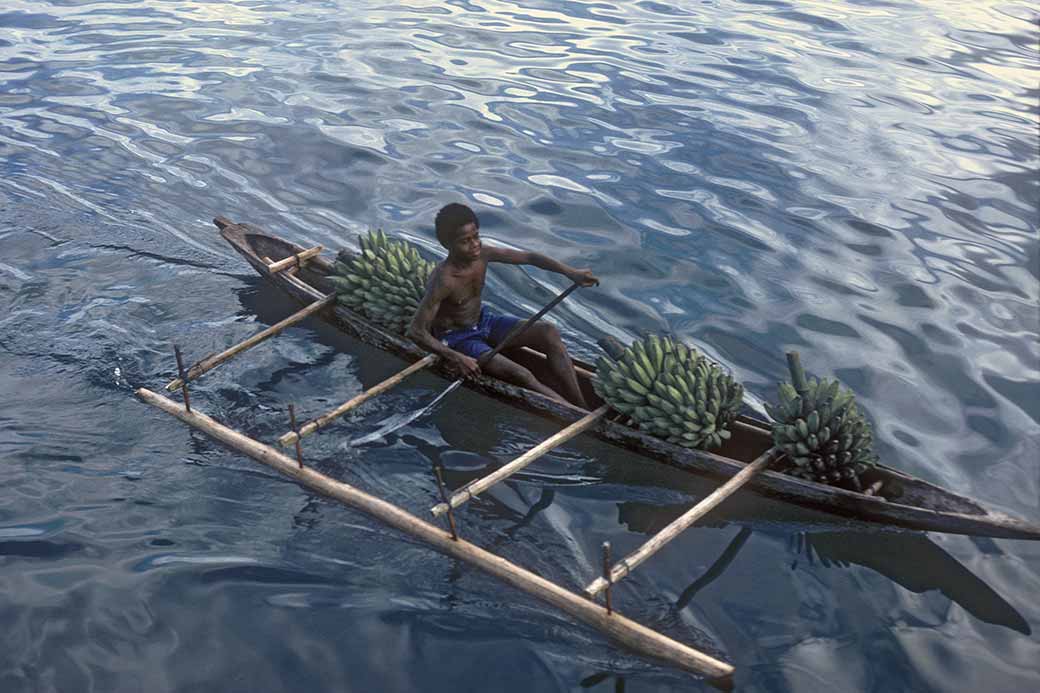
[217,218,1040,541]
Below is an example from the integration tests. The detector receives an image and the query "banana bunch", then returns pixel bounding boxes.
[593,334,744,450]
[327,229,433,334]
[766,352,878,488]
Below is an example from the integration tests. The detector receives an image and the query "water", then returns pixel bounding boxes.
[2,0,1038,690]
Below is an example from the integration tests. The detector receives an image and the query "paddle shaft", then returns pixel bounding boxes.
[440,281,579,397]
[473,281,581,370]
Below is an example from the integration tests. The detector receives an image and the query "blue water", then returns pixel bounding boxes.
[2,1,1038,690]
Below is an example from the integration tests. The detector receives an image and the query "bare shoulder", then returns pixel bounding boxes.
[424,261,455,298]
[483,244,528,264]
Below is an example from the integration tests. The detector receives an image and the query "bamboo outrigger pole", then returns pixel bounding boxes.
[165,293,336,392]
[585,449,775,598]
[431,404,611,517]
[278,354,438,446]
[135,388,733,681]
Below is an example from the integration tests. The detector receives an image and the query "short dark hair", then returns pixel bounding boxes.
[434,203,478,247]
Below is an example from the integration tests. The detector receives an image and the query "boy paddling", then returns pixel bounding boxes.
[407,203,598,408]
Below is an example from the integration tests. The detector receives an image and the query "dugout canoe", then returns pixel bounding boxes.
[215,216,1040,541]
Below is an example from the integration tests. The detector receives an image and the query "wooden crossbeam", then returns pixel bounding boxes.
[278,354,438,446]
[431,404,610,517]
[165,293,336,392]
[515,346,595,379]
[134,388,733,680]
[584,449,775,598]
[266,245,323,273]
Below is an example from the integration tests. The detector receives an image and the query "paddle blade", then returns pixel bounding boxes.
[349,379,463,446]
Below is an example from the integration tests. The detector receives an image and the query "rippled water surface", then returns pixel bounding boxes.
[2,1,1038,691]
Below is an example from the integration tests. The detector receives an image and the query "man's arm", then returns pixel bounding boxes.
[406,272,481,377]
[484,246,599,286]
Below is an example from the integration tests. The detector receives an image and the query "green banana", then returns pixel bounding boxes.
[765,353,878,489]
[592,333,744,451]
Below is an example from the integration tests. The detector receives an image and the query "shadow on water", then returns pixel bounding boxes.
[579,671,627,691]
[622,497,1027,633]
[619,508,1031,637]
[795,531,1030,635]
[234,278,436,388]
[673,527,754,612]
[0,539,85,560]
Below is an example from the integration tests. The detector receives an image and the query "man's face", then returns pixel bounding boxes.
[450,222,481,260]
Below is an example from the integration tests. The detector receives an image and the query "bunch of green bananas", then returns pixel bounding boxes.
[327,229,433,334]
[593,334,744,450]
[766,352,878,488]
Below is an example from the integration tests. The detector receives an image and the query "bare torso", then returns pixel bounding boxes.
[429,253,488,334]
[406,222,596,408]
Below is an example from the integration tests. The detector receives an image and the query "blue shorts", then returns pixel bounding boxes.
[438,307,521,360]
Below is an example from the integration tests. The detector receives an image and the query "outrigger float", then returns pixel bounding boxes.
[136,217,1040,683]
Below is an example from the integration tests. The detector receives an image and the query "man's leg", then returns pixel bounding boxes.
[501,322,588,408]
[481,352,570,405]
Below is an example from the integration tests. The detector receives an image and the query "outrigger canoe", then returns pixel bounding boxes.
[216,217,1040,542]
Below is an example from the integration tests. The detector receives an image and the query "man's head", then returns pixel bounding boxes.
[435,203,479,247]
[435,203,481,261]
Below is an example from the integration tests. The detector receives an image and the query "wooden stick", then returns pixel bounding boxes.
[165,293,336,392]
[431,404,610,517]
[585,449,775,598]
[731,419,766,435]
[287,403,303,468]
[278,353,437,446]
[479,282,582,367]
[173,344,191,413]
[517,345,596,379]
[134,388,732,680]
[266,245,323,273]
[433,465,459,541]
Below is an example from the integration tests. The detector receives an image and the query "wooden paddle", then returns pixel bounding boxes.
[350,281,583,445]
[470,280,583,372]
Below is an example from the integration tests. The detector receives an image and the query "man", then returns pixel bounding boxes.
[407,203,598,408]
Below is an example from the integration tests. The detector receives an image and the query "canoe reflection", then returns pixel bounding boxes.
[618,499,1029,637]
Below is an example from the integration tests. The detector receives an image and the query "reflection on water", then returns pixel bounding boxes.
[618,497,1029,633]
[1,0,1038,691]
[799,531,1030,635]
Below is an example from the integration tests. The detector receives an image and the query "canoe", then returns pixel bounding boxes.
[216,217,1040,541]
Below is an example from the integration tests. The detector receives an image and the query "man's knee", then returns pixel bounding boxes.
[537,322,565,351]
[487,357,537,386]
[513,365,540,388]
[500,361,540,389]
